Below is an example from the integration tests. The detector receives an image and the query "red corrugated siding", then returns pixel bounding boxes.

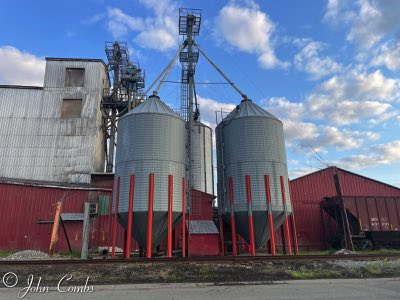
[189,234,220,256]
[0,182,125,252]
[290,167,400,250]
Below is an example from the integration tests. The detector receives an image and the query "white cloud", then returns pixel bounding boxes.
[294,40,342,80]
[324,0,400,49]
[370,40,400,71]
[262,97,305,121]
[214,1,288,69]
[335,140,400,170]
[197,96,236,128]
[262,96,381,151]
[305,69,399,125]
[107,0,178,52]
[0,46,45,86]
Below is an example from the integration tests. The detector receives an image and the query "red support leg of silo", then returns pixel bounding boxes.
[147,174,154,258]
[245,175,256,256]
[167,175,173,257]
[182,177,186,257]
[290,214,299,255]
[287,182,299,255]
[264,175,276,256]
[219,215,225,256]
[280,176,292,255]
[229,177,237,256]
[125,175,135,259]
[112,176,120,258]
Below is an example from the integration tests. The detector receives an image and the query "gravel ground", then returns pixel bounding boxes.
[1,258,400,287]
[1,250,50,261]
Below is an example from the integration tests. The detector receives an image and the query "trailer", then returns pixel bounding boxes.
[322,196,400,249]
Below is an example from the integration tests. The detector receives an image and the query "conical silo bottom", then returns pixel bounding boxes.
[118,212,181,251]
[233,211,287,249]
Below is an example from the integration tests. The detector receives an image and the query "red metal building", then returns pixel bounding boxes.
[0,177,125,253]
[290,166,400,250]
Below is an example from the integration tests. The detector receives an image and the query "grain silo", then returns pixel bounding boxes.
[114,95,186,255]
[192,121,214,195]
[216,99,292,254]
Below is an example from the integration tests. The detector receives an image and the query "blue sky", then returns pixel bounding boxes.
[0,0,399,186]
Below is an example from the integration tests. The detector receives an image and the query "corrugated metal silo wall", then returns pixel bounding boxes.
[289,167,400,250]
[0,181,124,252]
[0,60,105,184]
[192,123,214,195]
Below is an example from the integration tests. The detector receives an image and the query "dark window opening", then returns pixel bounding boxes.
[65,68,85,87]
[61,99,82,118]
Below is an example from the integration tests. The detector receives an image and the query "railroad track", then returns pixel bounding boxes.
[1,253,400,266]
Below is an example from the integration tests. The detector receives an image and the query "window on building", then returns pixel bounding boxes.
[61,99,82,118]
[65,68,85,87]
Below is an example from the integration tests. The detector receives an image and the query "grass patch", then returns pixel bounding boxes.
[56,250,81,259]
[289,269,342,279]
[0,251,12,258]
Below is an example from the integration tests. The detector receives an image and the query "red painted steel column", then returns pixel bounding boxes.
[229,177,237,256]
[167,175,173,257]
[125,175,135,259]
[245,175,256,256]
[287,181,299,255]
[112,177,120,258]
[182,177,186,257]
[219,215,225,256]
[264,175,276,256]
[280,176,292,255]
[147,174,154,258]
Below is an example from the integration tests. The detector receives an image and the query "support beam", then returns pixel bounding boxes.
[167,175,173,257]
[219,216,225,256]
[125,175,135,259]
[245,175,256,256]
[290,214,299,255]
[49,201,62,255]
[182,177,186,257]
[264,175,276,256]
[280,176,292,255]
[229,177,237,256]
[81,202,91,259]
[112,177,120,258]
[147,174,154,258]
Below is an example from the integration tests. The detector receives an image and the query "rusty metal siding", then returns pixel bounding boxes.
[0,181,123,252]
[290,167,400,249]
[0,59,106,184]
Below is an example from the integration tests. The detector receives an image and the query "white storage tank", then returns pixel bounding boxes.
[216,99,292,248]
[114,95,186,250]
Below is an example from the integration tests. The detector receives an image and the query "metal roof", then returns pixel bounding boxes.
[221,99,279,123]
[189,220,219,234]
[45,57,106,67]
[127,95,181,118]
[0,85,43,90]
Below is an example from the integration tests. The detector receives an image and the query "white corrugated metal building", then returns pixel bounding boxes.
[0,58,108,184]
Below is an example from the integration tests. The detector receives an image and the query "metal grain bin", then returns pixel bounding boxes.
[192,121,214,195]
[216,99,292,248]
[114,95,186,250]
